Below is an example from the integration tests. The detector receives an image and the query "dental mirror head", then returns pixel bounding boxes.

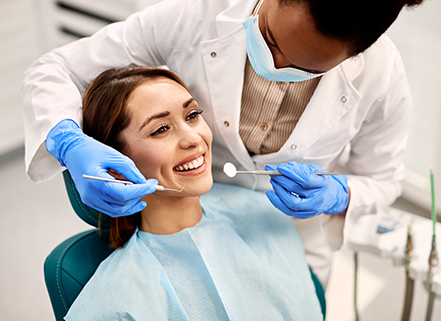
[223,162,237,178]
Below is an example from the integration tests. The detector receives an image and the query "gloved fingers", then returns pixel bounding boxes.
[103,153,147,185]
[122,201,148,217]
[82,180,154,216]
[93,179,158,203]
[266,190,296,215]
[286,193,324,214]
[270,180,325,216]
[87,197,147,218]
[266,190,316,219]
[265,164,278,172]
[271,181,304,209]
[269,175,304,196]
[277,163,326,188]
[104,200,147,218]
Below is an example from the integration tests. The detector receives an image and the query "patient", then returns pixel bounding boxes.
[65,66,323,320]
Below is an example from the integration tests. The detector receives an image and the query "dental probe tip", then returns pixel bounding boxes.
[154,184,186,192]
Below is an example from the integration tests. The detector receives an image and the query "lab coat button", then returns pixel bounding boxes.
[210,52,217,58]
[260,123,268,130]
[290,144,297,150]
[224,121,230,127]
[341,96,347,103]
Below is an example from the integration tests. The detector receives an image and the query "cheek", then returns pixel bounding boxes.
[201,123,213,149]
[128,146,165,178]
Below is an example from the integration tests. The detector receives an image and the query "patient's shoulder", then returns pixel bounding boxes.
[65,235,170,320]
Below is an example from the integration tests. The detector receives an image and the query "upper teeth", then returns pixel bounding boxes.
[175,156,204,172]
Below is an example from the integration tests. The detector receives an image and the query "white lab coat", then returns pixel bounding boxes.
[22,0,411,285]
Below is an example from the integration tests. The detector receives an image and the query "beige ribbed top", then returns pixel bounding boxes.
[239,58,321,155]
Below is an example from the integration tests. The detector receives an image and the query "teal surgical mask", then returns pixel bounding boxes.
[242,1,324,82]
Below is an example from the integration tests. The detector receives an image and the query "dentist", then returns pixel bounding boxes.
[22,0,425,286]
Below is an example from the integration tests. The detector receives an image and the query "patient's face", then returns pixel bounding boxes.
[120,77,213,197]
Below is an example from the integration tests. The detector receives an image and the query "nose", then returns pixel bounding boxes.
[178,125,202,149]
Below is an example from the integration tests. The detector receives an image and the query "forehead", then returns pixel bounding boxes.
[127,77,190,111]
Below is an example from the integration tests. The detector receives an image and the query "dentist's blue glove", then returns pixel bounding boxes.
[265,162,348,219]
[46,119,157,217]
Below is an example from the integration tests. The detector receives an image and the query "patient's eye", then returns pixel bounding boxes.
[150,124,170,137]
[186,109,203,121]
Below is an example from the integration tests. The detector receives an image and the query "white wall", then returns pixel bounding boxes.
[0,0,46,156]
[0,0,162,159]
[386,0,441,214]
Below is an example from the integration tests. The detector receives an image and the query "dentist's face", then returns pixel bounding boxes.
[258,0,350,73]
[120,77,213,197]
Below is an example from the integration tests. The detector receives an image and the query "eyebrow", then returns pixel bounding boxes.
[139,97,197,131]
[183,97,196,108]
[265,17,325,75]
[139,111,170,131]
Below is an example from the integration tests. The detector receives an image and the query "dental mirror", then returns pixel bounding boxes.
[222,162,339,177]
[223,162,281,177]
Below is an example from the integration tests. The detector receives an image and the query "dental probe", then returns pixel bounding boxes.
[222,162,339,178]
[82,174,185,192]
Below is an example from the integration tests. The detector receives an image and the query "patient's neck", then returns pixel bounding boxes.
[139,195,203,235]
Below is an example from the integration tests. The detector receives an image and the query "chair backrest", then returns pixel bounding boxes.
[44,170,326,320]
[44,171,113,321]
[44,229,113,320]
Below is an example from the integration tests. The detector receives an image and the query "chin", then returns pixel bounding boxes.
[186,176,213,197]
[199,177,214,196]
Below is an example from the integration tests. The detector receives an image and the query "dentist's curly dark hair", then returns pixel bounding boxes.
[279,0,425,56]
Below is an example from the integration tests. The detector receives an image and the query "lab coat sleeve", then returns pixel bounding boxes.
[21,0,192,183]
[321,43,411,251]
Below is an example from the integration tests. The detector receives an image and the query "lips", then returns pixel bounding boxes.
[174,155,204,172]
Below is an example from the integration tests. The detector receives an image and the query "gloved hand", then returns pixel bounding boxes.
[265,162,349,219]
[46,119,157,217]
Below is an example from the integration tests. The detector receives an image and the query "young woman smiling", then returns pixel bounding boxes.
[65,66,323,320]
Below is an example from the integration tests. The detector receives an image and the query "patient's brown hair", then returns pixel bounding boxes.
[82,66,189,248]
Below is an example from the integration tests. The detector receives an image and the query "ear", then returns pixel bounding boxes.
[108,169,128,181]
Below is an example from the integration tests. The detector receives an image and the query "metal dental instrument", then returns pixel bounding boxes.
[222,162,339,178]
[82,174,185,192]
[401,221,415,321]
[425,169,438,321]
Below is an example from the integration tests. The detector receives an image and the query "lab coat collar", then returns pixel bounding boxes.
[215,0,256,37]
[340,53,365,82]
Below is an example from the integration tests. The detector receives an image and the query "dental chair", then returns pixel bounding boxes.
[44,170,326,320]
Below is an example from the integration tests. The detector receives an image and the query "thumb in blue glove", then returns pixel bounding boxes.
[47,119,157,217]
[265,162,349,219]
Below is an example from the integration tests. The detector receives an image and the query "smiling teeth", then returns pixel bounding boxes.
[175,156,204,172]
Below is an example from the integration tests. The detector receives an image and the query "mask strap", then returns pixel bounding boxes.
[253,0,265,15]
